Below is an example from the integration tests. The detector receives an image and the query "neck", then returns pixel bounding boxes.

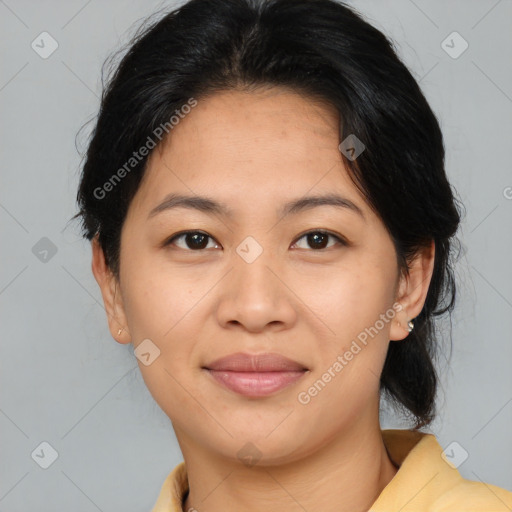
[178,414,398,512]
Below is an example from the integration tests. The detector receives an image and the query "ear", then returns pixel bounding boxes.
[91,235,132,345]
[389,240,435,341]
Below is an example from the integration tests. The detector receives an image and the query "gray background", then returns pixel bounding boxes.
[1,0,511,510]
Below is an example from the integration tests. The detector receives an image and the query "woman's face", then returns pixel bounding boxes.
[94,87,420,465]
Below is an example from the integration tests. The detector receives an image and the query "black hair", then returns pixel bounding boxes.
[72,0,464,429]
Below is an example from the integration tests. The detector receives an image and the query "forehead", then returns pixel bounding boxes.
[129,87,368,220]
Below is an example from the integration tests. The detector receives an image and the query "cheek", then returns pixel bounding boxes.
[302,265,395,395]
[123,276,201,413]
[308,264,393,338]
[120,254,204,341]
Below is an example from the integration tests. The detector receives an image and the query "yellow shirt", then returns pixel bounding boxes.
[150,429,512,511]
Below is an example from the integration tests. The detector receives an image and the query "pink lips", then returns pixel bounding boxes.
[203,352,308,397]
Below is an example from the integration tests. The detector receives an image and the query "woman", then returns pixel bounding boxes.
[73,0,512,510]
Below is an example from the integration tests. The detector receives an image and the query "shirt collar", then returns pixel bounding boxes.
[151,428,464,512]
[370,429,463,510]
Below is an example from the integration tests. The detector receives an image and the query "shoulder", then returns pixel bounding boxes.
[151,462,189,512]
[372,429,512,512]
[431,478,512,511]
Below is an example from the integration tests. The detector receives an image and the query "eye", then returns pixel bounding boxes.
[292,230,347,250]
[164,231,219,251]
[163,229,347,252]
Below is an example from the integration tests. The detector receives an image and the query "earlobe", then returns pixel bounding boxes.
[392,314,415,337]
[389,304,415,341]
[389,240,435,342]
[90,236,132,345]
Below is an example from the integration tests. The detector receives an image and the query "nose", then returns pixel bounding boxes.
[215,245,297,333]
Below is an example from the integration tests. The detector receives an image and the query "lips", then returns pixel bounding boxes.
[204,352,308,372]
[203,352,309,397]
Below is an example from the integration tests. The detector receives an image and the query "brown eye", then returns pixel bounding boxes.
[164,229,346,252]
[292,230,346,250]
[165,231,218,250]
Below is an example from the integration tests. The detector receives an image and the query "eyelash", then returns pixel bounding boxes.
[163,229,348,251]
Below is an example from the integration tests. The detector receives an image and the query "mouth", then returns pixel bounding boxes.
[202,352,309,398]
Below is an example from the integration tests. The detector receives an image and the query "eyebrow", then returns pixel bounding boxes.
[147,192,366,222]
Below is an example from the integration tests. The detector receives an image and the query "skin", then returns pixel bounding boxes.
[92,87,435,512]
